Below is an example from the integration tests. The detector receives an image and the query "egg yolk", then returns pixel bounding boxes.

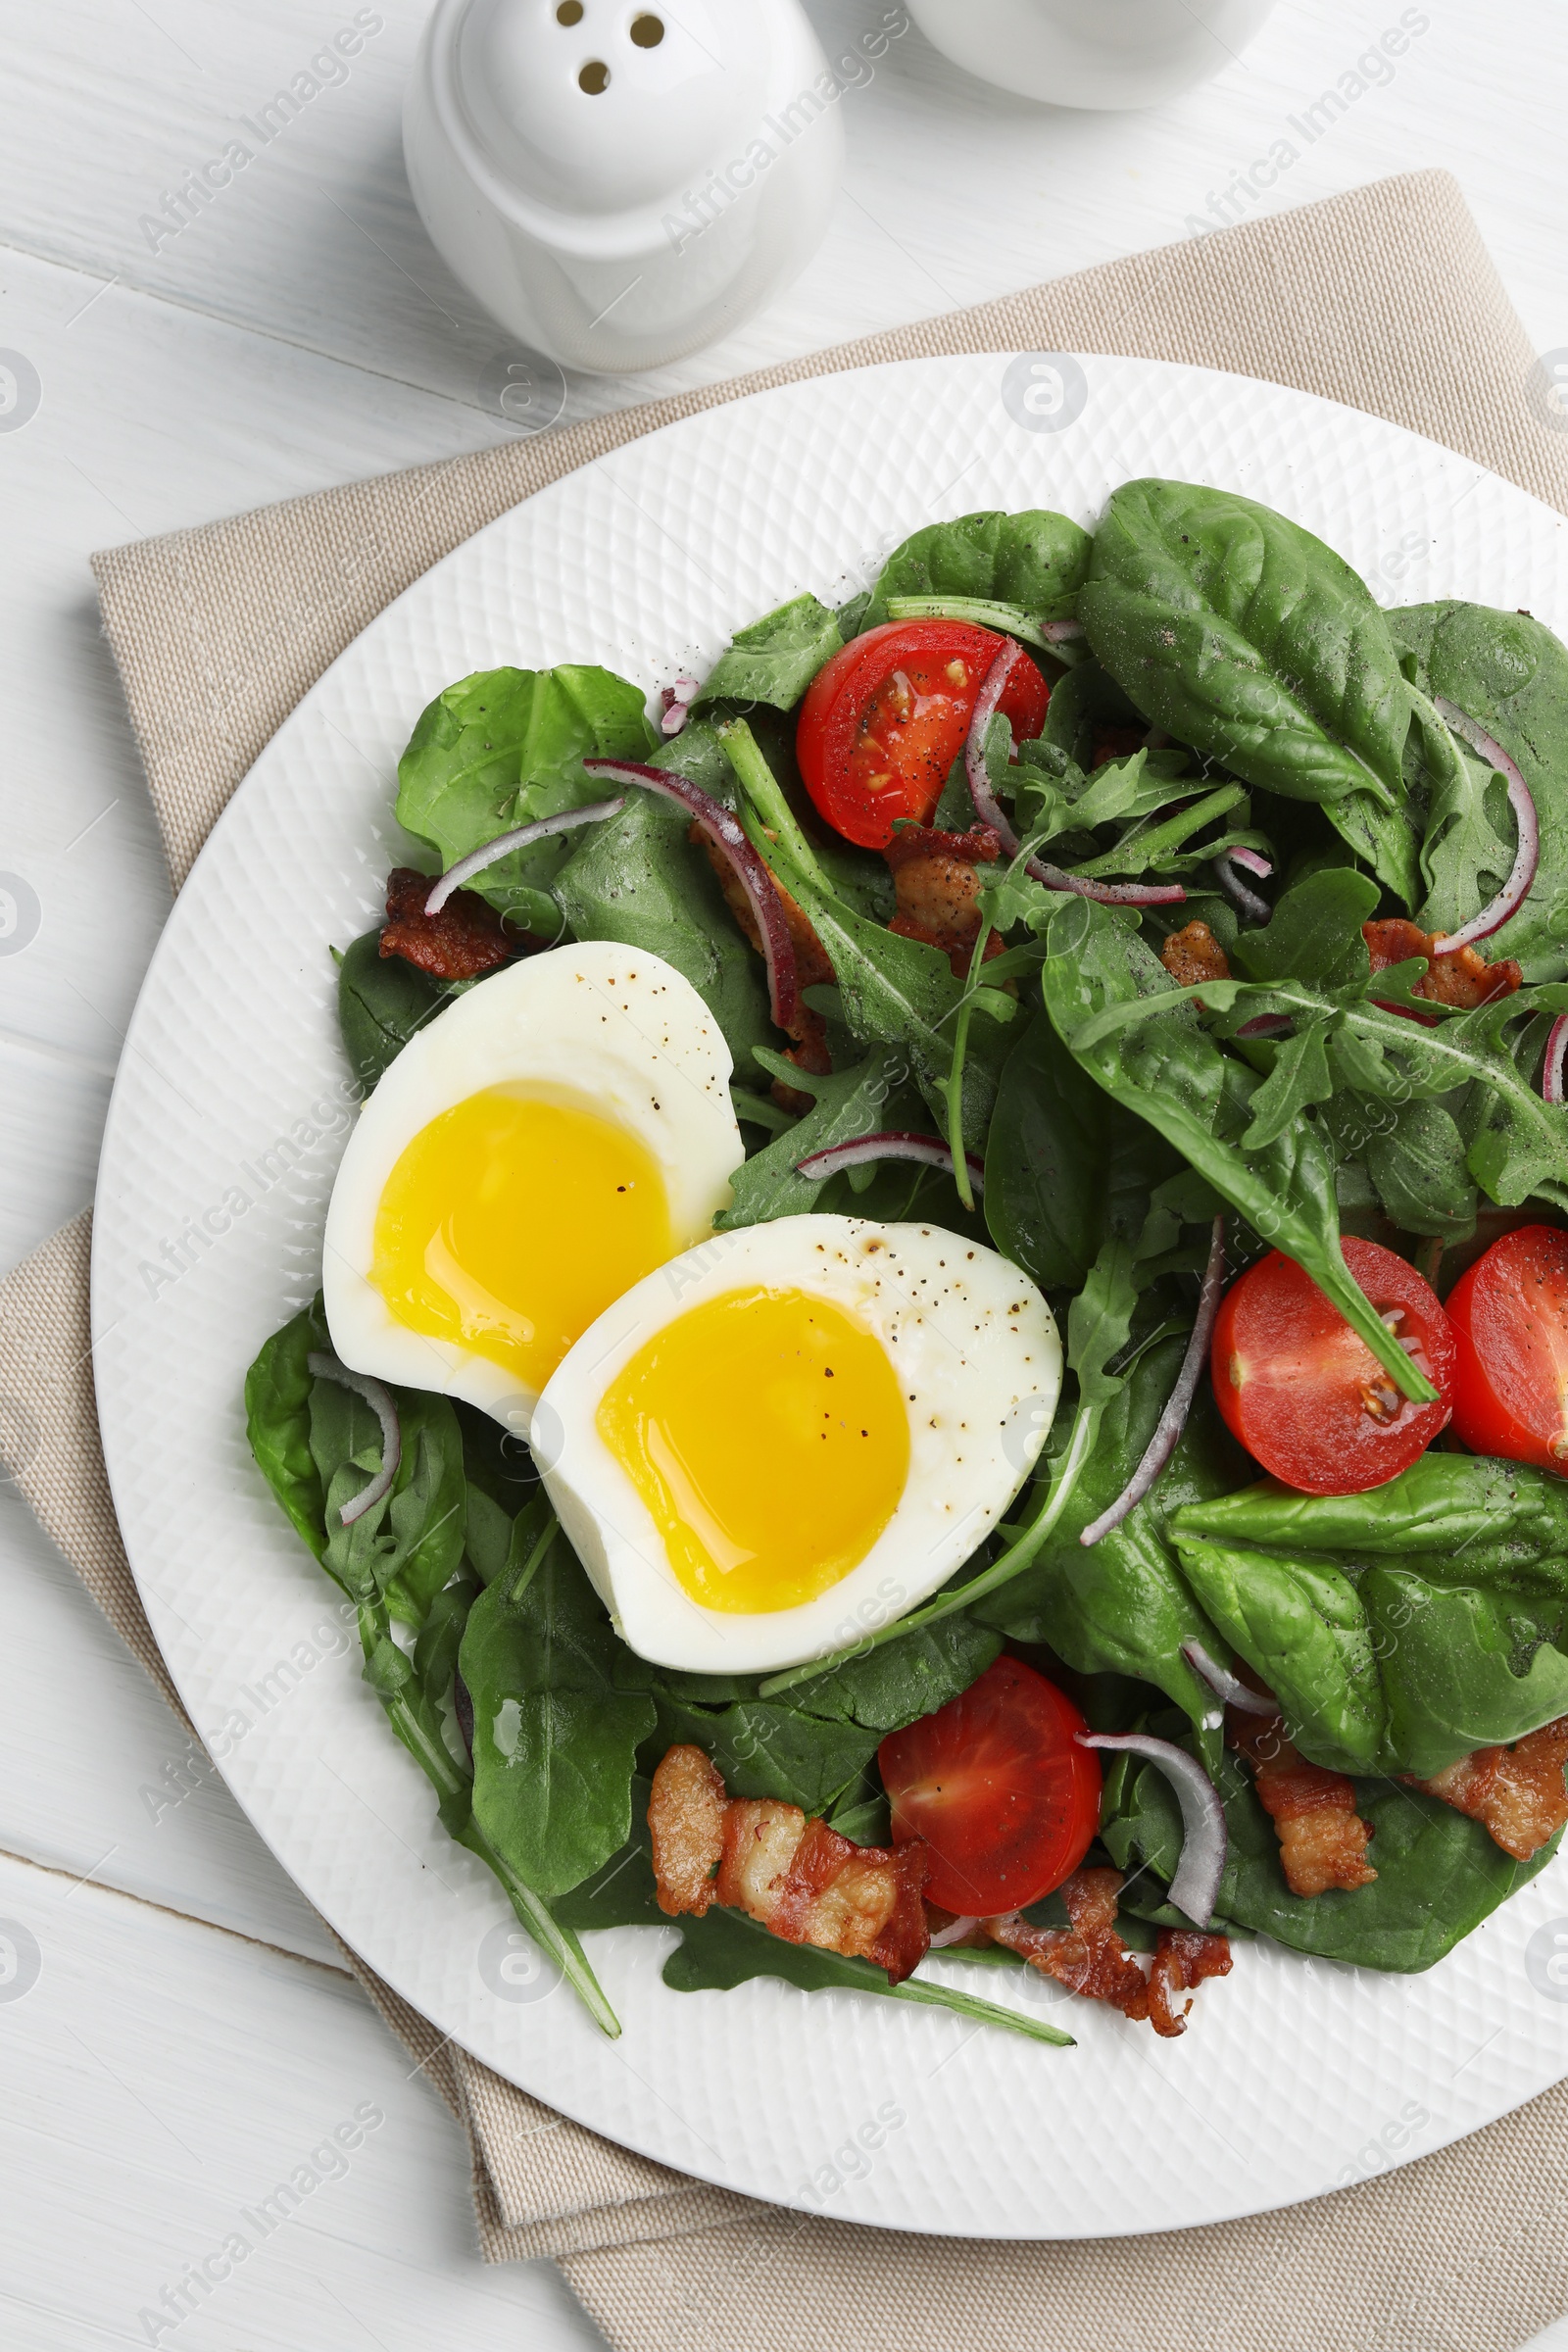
[370,1086,673,1393]
[595,1285,909,1614]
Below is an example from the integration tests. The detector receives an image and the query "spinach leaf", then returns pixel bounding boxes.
[557,1792,1072,2042]
[1390,601,1568,979]
[396,664,655,930]
[1170,1459,1568,1776]
[860,509,1093,634]
[463,1519,658,1898]
[310,1373,467,1629]
[552,746,774,1076]
[336,930,459,1094]
[1102,1735,1558,1972]
[1041,894,1430,1399]
[694,592,842,710]
[620,1613,1000,1813]
[244,1298,330,1560]
[714,1047,917,1230]
[974,1337,1245,1768]
[983,1013,1110,1291]
[1079,480,1420,903]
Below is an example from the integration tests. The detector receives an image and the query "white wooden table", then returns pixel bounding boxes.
[3,3,1567,2343]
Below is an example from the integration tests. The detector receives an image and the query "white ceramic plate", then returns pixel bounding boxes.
[93,355,1568,2239]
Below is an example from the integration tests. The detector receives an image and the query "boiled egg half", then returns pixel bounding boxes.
[322,943,742,1433]
[534,1214,1061,1674]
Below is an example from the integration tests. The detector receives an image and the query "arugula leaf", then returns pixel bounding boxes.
[694,592,843,710]
[1403,687,1515,935]
[336,930,461,1094]
[1079,480,1421,902]
[462,1520,658,1898]
[715,1047,916,1229]
[1041,894,1433,1400]
[1102,1731,1558,1972]
[396,664,655,929]
[1363,1096,1479,1238]
[860,509,1092,634]
[556,1786,1073,2044]
[551,746,774,1075]
[1390,600,1568,978]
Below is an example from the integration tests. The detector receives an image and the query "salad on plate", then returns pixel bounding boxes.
[245,479,1568,2050]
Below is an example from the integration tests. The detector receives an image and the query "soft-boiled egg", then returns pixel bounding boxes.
[322,942,742,1432]
[534,1214,1061,1674]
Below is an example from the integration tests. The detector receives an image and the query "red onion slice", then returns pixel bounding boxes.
[1227,846,1272,880]
[926,1914,979,1949]
[963,644,1186,909]
[1544,1013,1568,1106]
[660,676,700,737]
[1077,1733,1227,1928]
[424,800,627,916]
[1428,698,1540,953]
[796,1130,986,1194]
[1234,1012,1292,1039]
[1213,854,1271,926]
[585,758,801,1033]
[1040,619,1085,644]
[1181,1638,1278,1717]
[1080,1217,1226,1547]
[307,1351,402,1527]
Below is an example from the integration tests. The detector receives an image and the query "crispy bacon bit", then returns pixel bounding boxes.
[884,822,1005,980]
[696,825,836,1108]
[379,866,522,981]
[1147,1929,1234,2038]
[1406,1717,1568,1860]
[1160,918,1231,991]
[647,1742,726,1918]
[985,1868,1152,2020]
[1363,917,1521,1010]
[649,1745,930,1982]
[1229,1711,1377,1896]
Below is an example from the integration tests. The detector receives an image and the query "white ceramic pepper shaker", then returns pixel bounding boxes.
[405,0,844,375]
[904,0,1278,109]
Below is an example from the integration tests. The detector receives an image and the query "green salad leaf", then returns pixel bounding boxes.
[335,929,460,1094]
[694,591,843,710]
[396,664,655,931]
[463,1517,658,1899]
[1079,480,1421,902]
[1102,1731,1560,1972]
[860,509,1093,634]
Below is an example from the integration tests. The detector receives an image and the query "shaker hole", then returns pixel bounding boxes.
[578,57,610,90]
[629,13,664,44]
[556,1,583,20]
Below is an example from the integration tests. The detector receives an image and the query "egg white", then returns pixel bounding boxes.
[534,1213,1062,1674]
[322,941,742,1432]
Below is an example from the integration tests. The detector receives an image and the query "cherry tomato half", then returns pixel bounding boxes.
[1209,1237,1455,1494]
[796,620,1050,850]
[877,1655,1101,1915]
[1446,1224,1568,1472]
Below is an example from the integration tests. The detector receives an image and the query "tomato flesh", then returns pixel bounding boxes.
[1210,1236,1455,1494]
[796,620,1050,850]
[877,1655,1101,1915]
[1446,1224,1568,1472]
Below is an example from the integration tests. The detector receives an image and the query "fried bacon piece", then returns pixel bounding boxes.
[1229,1712,1377,1897]
[695,826,836,1109]
[1363,917,1521,1011]
[648,1745,930,1982]
[884,823,1005,979]
[984,1868,1152,2020]
[1406,1717,1568,1861]
[379,865,521,981]
[1159,918,1231,991]
[1148,1929,1234,2038]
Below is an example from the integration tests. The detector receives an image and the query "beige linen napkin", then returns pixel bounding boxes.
[7,168,1568,2348]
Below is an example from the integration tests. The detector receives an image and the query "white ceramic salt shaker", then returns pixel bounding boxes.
[405,0,844,375]
[904,0,1278,109]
